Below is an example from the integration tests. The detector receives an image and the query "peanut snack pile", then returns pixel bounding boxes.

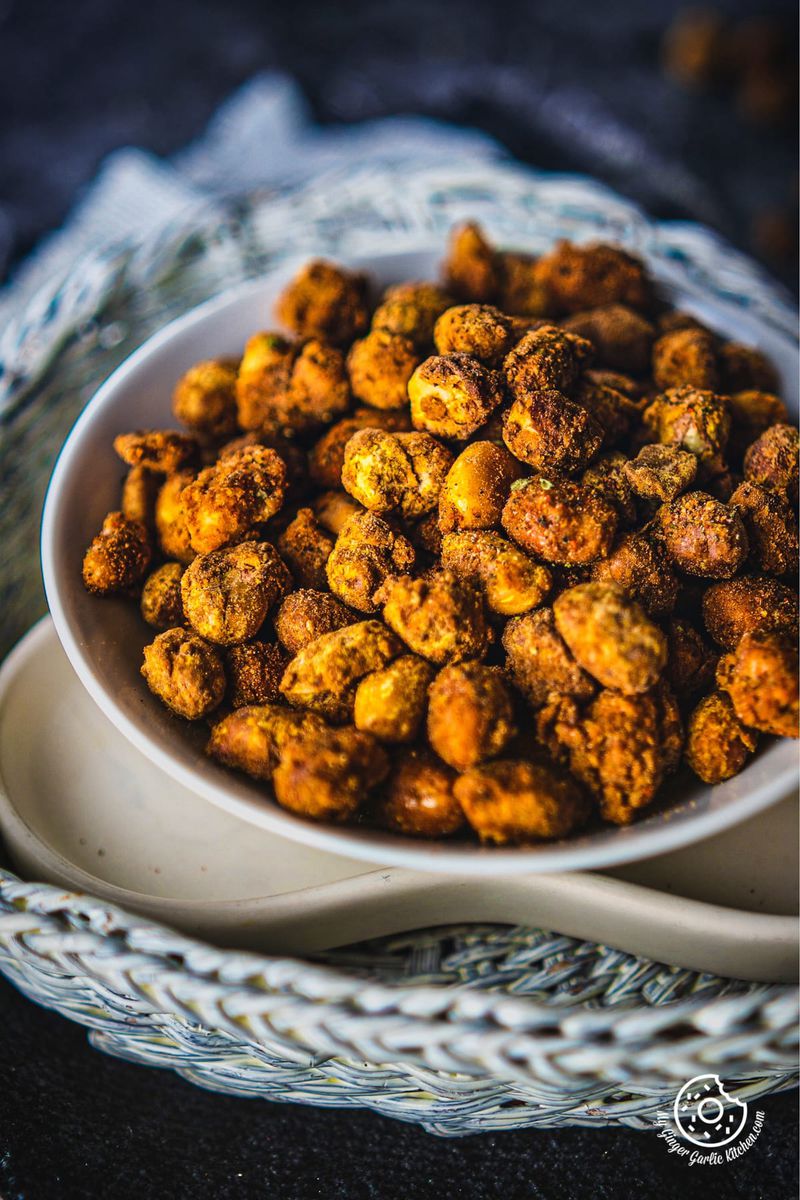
[82,225,799,844]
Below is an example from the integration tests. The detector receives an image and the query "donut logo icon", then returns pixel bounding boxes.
[673,1075,749,1148]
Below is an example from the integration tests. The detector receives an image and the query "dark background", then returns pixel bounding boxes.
[0,0,797,1196]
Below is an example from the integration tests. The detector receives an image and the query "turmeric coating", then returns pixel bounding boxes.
[82,511,151,594]
[84,228,798,844]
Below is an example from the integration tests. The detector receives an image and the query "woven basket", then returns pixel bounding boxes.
[0,164,797,1134]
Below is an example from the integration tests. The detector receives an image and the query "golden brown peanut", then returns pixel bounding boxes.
[155,470,196,564]
[717,630,799,738]
[353,655,434,743]
[224,641,289,709]
[377,570,489,665]
[665,618,718,700]
[684,692,758,784]
[236,334,351,436]
[441,530,551,616]
[442,222,502,303]
[572,376,640,447]
[729,481,799,575]
[274,589,356,655]
[371,282,454,346]
[275,259,369,344]
[654,492,749,579]
[503,325,593,397]
[347,329,420,410]
[113,430,198,474]
[181,541,291,645]
[280,619,404,723]
[277,507,335,591]
[82,511,151,595]
[702,576,799,649]
[342,428,453,521]
[743,423,799,505]
[408,354,504,440]
[427,662,516,771]
[438,441,524,533]
[538,684,683,824]
[644,387,731,462]
[273,723,389,821]
[623,443,698,503]
[378,750,464,836]
[309,409,411,490]
[502,608,596,707]
[501,476,618,566]
[172,358,239,438]
[502,388,603,474]
[207,705,327,781]
[121,466,160,532]
[454,759,589,844]
[140,562,184,629]
[651,327,719,391]
[141,627,225,720]
[532,241,652,314]
[591,532,679,618]
[433,304,514,363]
[581,452,637,525]
[326,510,415,613]
[182,445,287,554]
[553,581,668,694]
[562,304,655,374]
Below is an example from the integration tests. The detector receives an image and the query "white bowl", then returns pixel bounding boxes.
[41,246,799,876]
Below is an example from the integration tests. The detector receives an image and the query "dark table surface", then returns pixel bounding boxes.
[0,0,797,1195]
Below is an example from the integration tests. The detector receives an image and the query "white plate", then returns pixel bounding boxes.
[0,618,796,980]
[40,247,799,875]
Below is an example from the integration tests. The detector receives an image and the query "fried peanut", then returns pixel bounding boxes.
[309,408,411,490]
[141,627,225,719]
[433,304,514,363]
[207,705,326,781]
[553,581,667,694]
[353,654,434,743]
[502,607,595,708]
[503,388,603,474]
[532,240,652,313]
[591,531,678,618]
[121,466,160,532]
[581,452,637,525]
[140,562,184,629]
[236,334,350,436]
[280,619,403,723]
[273,722,389,821]
[172,358,239,439]
[275,259,369,345]
[442,221,502,303]
[427,662,516,771]
[113,430,197,474]
[651,328,719,390]
[717,630,799,738]
[702,576,799,649]
[503,325,593,397]
[181,541,291,645]
[182,445,287,554]
[347,329,420,410]
[441,529,550,615]
[342,428,453,521]
[454,759,589,844]
[408,354,504,440]
[276,507,335,591]
[563,304,655,374]
[729,481,799,575]
[743,423,799,505]
[727,390,789,460]
[326,510,415,613]
[720,342,780,394]
[438,441,524,533]
[371,281,453,347]
[644,387,731,462]
[623,443,698,503]
[377,570,490,664]
[155,470,196,563]
[82,511,151,595]
[684,692,758,784]
[654,492,749,578]
[665,618,718,700]
[502,476,618,566]
[224,641,289,708]
[378,750,464,836]
[274,589,356,655]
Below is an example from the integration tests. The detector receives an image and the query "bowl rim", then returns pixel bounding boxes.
[40,251,800,877]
